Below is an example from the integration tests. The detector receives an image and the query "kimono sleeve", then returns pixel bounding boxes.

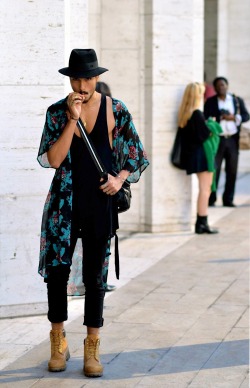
[37,108,60,168]
[113,100,149,183]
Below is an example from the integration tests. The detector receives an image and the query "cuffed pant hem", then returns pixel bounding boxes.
[48,314,68,323]
[83,317,104,328]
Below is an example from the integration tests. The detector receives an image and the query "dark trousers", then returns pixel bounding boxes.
[47,224,108,328]
[209,136,239,205]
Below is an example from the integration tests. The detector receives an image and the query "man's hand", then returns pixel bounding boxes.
[66,92,85,120]
[221,113,235,121]
[99,174,123,196]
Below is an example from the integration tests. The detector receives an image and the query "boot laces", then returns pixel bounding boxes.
[86,338,99,361]
[51,331,64,354]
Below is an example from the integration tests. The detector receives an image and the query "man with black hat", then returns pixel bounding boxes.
[37,49,149,377]
[204,77,249,207]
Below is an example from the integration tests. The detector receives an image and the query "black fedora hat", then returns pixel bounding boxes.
[58,49,108,78]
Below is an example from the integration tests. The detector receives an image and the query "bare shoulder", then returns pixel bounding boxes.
[106,95,113,109]
[106,96,115,132]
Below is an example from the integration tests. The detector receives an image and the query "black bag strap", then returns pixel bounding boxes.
[115,233,120,279]
[77,118,108,181]
[76,117,120,279]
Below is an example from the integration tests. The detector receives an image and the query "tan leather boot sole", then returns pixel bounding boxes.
[48,347,70,372]
[84,363,103,378]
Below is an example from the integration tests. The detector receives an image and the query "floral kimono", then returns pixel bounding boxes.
[37,96,149,293]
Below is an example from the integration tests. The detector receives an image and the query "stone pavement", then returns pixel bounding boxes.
[0,157,249,387]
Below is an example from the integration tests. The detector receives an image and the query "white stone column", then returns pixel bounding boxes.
[143,0,205,232]
[64,0,88,94]
[204,0,218,83]
[217,0,250,104]
[0,0,88,314]
[89,0,146,231]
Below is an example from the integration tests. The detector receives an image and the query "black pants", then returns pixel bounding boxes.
[47,224,108,328]
[209,136,239,205]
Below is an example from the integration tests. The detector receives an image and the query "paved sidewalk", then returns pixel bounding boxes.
[0,192,249,386]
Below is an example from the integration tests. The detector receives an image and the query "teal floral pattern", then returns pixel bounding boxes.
[37,96,149,284]
[67,239,111,296]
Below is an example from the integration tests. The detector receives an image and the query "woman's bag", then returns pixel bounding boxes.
[170,127,186,169]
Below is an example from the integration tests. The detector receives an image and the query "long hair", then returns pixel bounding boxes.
[96,81,112,97]
[177,83,205,128]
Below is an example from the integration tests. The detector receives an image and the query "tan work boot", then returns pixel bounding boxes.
[83,334,103,377]
[48,329,70,372]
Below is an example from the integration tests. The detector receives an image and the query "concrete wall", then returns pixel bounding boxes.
[204,0,218,83]
[204,0,250,106]
[144,0,204,232]
[0,0,88,312]
[217,0,250,106]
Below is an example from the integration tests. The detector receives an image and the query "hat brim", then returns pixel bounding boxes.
[58,67,108,78]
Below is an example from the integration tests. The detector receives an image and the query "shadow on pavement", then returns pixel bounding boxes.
[1,339,248,383]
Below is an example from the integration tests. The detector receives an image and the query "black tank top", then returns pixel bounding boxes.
[70,94,117,239]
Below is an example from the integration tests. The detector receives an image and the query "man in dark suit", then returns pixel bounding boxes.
[204,77,249,207]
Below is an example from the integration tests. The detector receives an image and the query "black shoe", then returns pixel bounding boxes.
[208,202,216,207]
[223,202,236,207]
[195,215,219,234]
[195,223,219,234]
[106,284,116,292]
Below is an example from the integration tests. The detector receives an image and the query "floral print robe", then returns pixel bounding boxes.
[37,96,149,292]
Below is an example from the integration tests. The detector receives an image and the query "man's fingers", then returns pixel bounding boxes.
[68,93,84,106]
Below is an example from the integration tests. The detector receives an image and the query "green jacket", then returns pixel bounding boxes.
[203,118,222,191]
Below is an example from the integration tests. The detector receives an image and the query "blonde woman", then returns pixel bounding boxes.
[178,82,218,234]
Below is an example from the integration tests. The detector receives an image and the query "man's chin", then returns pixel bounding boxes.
[82,97,89,104]
[81,94,93,103]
